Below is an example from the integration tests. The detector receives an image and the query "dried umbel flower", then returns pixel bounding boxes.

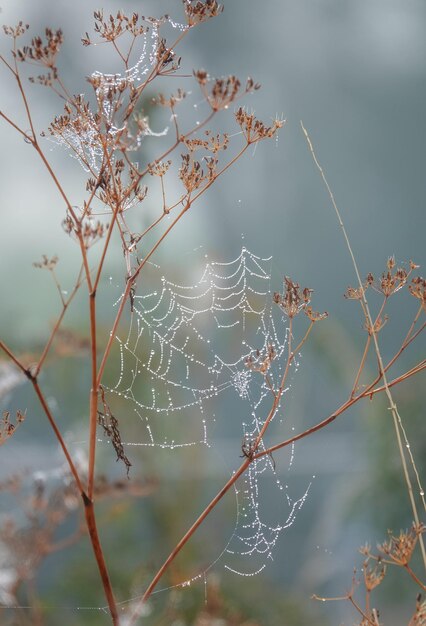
[364,314,388,336]
[3,22,29,38]
[304,306,328,322]
[152,89,187,108]
[366,257,418,297]
[409,595,426,626]
[183,131,229,154]
[179,153,216,192]
[274,277,327,321]
[378,524,425,566]
[15,27,63,72]
[193,73,259,112]
[62,214,108,249]
[89,10,147,44]
[235,107,284,143]
[245,344,276,374]
[183,0,223,26]
[33,255,58,270]
[363,558,386,591]
[409,276,426,309]
[155,38,181,74]
[148,160,171,176]
[344,284,368,300]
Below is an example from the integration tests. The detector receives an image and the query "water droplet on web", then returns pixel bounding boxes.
[103,246,306,577]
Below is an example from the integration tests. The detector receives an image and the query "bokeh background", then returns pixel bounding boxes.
[1,1,425,624]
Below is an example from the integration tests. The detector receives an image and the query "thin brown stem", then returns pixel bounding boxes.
[257,343,425,462]
[32,380,84,494]
[350,334,371,398]
[128,459,251,624]
[83,496,119,625]
[0,110,30,138]
[368,361,426,396]
[88,293,98,499]
[131,318,314,618]
[301,120,426,569]
[404,564,426,591]
[0,340,28,375]
[96,201,191,386]
[35,265,85,377]
[348,595,376,626]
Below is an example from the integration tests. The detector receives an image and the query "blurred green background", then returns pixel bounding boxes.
[0,1,425,624]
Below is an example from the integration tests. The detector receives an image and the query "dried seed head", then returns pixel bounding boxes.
[183,0,224,26]
[148,160,172,176]
[274,277,326,321]
[179,153,216,192]
[245,344,276,374]
[16,28,63,72]
[152,89,187,108]
[3,22,29,38]
[409,276,426,309]
[304,306,328,322]
[235,107,284,143]
[368,258,416,297]
[33,255,59,270]
[363,559,386,591]
[344,285,365,300]
[378,524,425,566]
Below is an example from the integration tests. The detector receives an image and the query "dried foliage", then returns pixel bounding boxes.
[0,409,25,445]
[314,525,426,625]
[0,462,155,612]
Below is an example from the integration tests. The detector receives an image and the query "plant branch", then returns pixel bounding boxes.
[128,459,251,624]
[301,120,426,569]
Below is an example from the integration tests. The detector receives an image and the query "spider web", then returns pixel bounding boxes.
[103,246,312,583]
[48,14,186,175]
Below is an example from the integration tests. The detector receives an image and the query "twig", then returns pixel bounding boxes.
[301,121,426,568]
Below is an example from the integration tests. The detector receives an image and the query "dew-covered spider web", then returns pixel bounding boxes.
[48,14,187,175]
[103,246,312,590]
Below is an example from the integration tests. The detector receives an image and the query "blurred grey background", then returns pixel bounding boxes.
[1,1,425,624]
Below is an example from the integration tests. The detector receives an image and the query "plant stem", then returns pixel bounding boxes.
[301,121,426,569]
[83,495,120,625]
[128,459,251,624]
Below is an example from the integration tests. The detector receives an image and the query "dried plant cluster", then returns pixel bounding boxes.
[0,2,425,625]
[313,524,426,626]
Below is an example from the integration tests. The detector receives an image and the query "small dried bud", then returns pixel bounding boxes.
[378,524,425,566]
[235,107,284,143]
[33,255,59,270]
[245,344,276,375]
[183,0,223,26]
[363,559,386,591]
[409,276,426,309]
[148,160,171,176]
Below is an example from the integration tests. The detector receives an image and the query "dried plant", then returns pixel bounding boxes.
[0,3,424,625]
[313,525,426,625]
